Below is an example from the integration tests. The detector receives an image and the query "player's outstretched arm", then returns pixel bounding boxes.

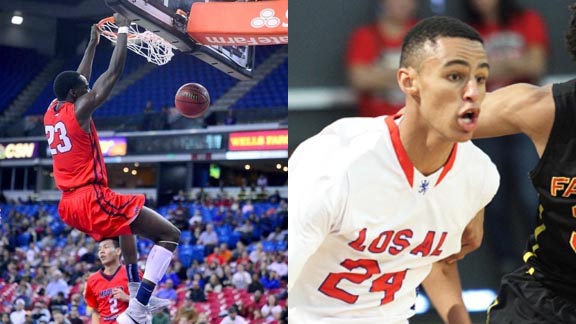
[77,24,101,81]
[422,262,471,324]
[75,13,130,126]
[474,83,554,155]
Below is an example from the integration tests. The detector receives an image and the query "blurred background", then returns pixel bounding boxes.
[289,0,576,323]
[0,0,287,323]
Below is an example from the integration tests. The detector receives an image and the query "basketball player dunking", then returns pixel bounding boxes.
[43,13,179,324]
[289,17,500,324]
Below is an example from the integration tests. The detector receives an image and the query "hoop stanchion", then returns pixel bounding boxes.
[97,16,175,66]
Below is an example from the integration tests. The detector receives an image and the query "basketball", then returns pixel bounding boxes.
[174,83,210,118]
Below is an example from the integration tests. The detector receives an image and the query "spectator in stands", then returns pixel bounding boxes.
[159,264,181,288]
[346,0,418,117]
[261,295,282,322]
[235,250,251,267]
[0,190,6,203]
[175,307,199,324]
[220,265,235,288]
[256,174,268,188]
[234,220,254,245]
[67,306,83,324]
[26,242,40,264]
[234,301,249,320]
[39,227,56,249]
[267,255,288,280]
[50,309,71,324]
[245,290,264,320]
[260,270,280,290]
[14,278,33,307]
[241,200,254,216]
[31,301,51,323]
[50,292,68,313]
[231,264,252,290]
[188,210,203,228]
[202,110,217,128]
[171,202,191,231]
[1,313,10,324]
[187,280,206,302]
[157,106,170,130]
[154,279,177,302]
[152,308,170,324]
[224,109,237,126]
[220,306,247,324]
[268,190,281,204]
[4,261,18,283]
[204,274,223,293]
[247,273,264,294]
[249,243,264,265]
[207,247,225,265]
[197,224,218,254]
[266,226,286,242]
[172,261,188,283]
[218,243,233,263]
[195,188,208,203]
[140,100,155,131]
[23,312,35,324]
[10,299,26,324]
[46,270,69,299]
[66,293,86,318]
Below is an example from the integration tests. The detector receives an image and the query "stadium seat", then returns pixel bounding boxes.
[262,240,275,253]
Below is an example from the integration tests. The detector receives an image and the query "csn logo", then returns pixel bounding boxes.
[251,9,288,29]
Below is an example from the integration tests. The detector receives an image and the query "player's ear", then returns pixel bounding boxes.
[398,67,418,95]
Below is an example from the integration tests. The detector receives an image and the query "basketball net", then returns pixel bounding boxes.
[97,16,175,66]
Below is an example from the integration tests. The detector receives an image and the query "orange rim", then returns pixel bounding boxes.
[97,16,137,39]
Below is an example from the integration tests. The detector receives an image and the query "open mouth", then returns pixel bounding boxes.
[457,108,479,132]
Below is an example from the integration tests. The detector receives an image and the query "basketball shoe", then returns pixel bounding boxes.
[116,299,151,324]
[128,282,171,314]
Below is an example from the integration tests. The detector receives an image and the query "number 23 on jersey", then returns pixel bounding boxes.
[45,121,72,155]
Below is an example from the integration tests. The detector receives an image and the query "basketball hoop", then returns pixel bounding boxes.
[97,16,175,66]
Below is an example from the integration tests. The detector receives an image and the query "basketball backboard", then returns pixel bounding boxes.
[103,0,288,80]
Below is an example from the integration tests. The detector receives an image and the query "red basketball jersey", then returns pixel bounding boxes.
[44,99,108,191]
[85,267,130,324]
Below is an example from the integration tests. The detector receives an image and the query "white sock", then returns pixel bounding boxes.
[142,245,173,284]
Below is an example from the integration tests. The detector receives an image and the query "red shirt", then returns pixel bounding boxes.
[44,99,108,191]
[84,267,129,324]
[346,21,417,117]
[471,10,548,90]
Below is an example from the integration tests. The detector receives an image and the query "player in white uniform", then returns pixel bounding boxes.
[288,16,500,324]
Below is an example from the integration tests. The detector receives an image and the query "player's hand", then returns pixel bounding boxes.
[112,288,130,302]
[113,13,131,27]
[444,211,484,264]
[90,24,101,45]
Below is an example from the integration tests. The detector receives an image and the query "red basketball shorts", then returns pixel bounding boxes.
[58,184,145,241]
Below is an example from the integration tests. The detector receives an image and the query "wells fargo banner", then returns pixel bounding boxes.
[0,142,38,160]
[228,130,287,151]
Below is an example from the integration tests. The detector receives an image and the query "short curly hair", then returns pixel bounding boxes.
[53,71,83,101]
[400,16,484,69]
